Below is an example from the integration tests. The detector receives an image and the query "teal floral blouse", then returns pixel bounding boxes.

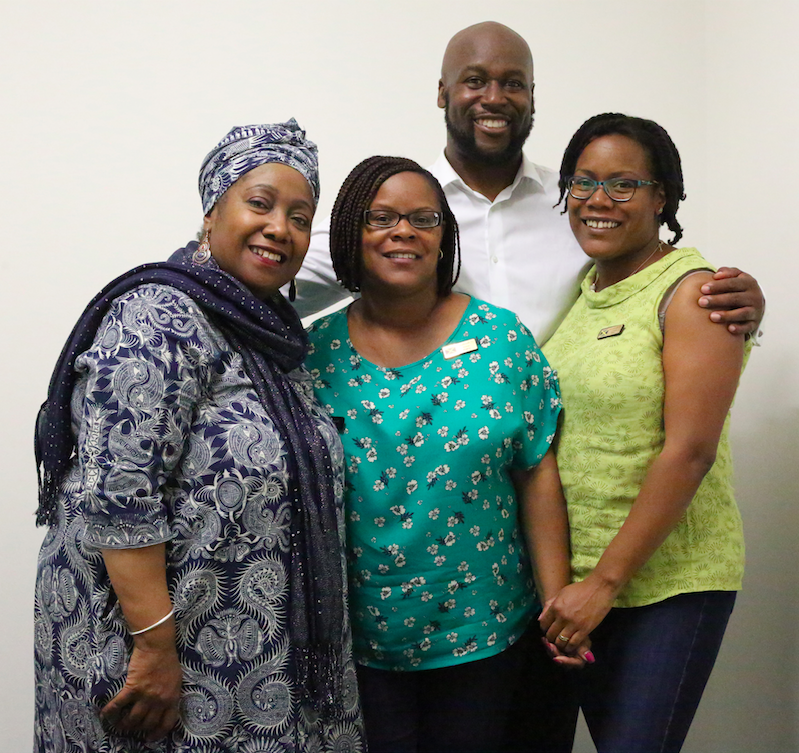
[306,298,561,671]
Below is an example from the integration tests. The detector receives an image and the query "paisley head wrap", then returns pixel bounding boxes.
[199,118,320,214]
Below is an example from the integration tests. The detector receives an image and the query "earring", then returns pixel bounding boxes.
[438,249,444,260]
[656,208,663,216]
[193,230,212,264]
[289,278,297,302]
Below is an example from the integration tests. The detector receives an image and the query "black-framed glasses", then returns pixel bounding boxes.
[567,176,659,202]
[363,209,442,229]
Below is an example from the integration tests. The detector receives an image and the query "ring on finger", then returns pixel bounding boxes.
[557,634,569,644]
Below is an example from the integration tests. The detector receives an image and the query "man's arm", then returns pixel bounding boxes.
[698,267,765,336]
[291,214,352,319]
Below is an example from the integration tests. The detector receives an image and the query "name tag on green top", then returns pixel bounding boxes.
[597,324,625,340]
[442,338,478,359]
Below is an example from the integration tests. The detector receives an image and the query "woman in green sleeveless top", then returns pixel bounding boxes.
[540,114,747,753]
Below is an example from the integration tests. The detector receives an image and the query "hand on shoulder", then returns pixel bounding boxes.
[697,266,765,336]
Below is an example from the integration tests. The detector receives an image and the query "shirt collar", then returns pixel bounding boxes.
[431,150,546,196]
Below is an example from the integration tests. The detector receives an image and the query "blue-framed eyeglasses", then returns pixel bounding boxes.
[567,176,659,202]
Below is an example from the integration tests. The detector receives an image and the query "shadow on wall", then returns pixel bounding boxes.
[686,360,799,753]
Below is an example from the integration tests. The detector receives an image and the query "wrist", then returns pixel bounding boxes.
[129,608,174,636]
[538,576,570,605]
[585,568,626,599]
[132,620,177,653]
[129,608,177,651]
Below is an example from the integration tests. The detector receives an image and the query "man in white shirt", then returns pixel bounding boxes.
[293,20,763,753]
[294,21,763,341]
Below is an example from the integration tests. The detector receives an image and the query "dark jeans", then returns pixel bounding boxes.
[501,623,580,753]
[579,590,736,753]
[501,591,736,753]
[355,634,529,753]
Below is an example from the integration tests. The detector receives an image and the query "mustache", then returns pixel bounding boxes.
[443,98,533,166]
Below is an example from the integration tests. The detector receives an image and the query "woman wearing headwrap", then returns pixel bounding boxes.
[33,120,364,753]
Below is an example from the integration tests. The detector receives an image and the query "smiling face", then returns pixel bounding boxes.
[568,134,665,275]
[203,162,314,299]
[438,23,534,166]
[360,172,444,297]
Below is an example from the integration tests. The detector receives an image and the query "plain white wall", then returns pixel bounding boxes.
[1,2,795,751]
[690,3,799,751]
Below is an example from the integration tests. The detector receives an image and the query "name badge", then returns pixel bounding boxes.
[442,338,478,359]
[597,324,625,340]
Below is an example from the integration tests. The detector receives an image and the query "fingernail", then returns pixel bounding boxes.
[585,651,595,664]
[698,296,709,306]
[710,312,722,321]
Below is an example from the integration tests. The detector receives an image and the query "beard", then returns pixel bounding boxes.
[444,93,533,167]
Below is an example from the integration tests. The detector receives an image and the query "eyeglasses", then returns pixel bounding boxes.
[363,210,442,229]
[567,176,659,203]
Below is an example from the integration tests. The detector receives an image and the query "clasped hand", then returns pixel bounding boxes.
[539,575,619,666]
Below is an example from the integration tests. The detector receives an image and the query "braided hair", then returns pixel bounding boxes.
[330,156,461,295]
[557,113,686,245]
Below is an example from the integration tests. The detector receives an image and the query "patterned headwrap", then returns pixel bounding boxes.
[199,118,320,214]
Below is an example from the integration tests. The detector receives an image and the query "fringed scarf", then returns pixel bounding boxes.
[35,242,344,717]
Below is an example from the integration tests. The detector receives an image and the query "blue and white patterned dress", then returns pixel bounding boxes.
[34,283,364,753]
[306,298,561,672]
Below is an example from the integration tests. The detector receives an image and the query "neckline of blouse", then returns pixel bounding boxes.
[341,295,481,373]
[581,247,698,309]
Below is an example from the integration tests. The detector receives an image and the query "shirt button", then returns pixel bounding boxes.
[491,256,498,263]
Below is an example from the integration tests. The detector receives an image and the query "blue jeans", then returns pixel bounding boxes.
[355,634,529,753]
[579,591,737,753]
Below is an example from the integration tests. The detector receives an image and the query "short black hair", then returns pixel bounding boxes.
[558,113,686,245]
[330,156,460,295]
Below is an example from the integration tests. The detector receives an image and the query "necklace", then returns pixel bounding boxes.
[630,239,664,276]
[591,240,664,292]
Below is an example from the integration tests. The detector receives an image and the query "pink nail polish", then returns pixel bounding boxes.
[585,651,595,664]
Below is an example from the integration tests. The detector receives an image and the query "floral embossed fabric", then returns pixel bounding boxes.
[543,248,745,608]
[34,284,364,753]
[306,298,561,671]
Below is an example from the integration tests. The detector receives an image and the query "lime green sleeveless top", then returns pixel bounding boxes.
[543,248,745,607]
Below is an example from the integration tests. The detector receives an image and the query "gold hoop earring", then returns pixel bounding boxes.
[438,249,444,260]
[193,230,212,264]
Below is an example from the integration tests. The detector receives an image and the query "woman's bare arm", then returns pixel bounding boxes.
[513,449,571,604]
[100,543,182,741]
[514,449,592,665]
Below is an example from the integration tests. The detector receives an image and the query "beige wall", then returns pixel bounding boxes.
[1,1,795,750]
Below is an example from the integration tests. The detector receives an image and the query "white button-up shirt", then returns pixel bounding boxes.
[294,152,589,344]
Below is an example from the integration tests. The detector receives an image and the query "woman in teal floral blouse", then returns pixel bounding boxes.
[305,156,586,753]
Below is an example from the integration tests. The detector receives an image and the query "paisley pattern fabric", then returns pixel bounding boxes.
[34,284,364,752]
[543,248,746,608]
[306,298,561,671]
[199,119,320,213]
